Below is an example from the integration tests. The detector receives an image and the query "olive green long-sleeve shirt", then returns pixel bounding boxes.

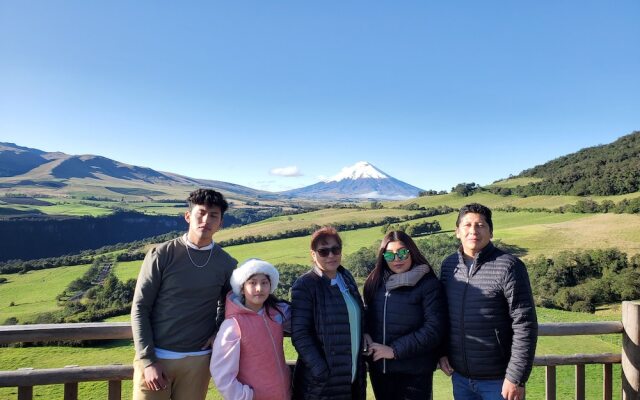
[131,236,237,367]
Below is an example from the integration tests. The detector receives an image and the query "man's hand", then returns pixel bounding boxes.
[144,363,168,391]
[501,378,525,400]
[362,333,373,356]
[369,343,395,361]
[438,356,454,376]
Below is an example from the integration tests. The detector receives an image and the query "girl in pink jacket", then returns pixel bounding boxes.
[210,259,291,400]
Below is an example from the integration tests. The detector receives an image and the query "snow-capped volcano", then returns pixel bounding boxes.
[281,161,424,200]
[325,161,389,182]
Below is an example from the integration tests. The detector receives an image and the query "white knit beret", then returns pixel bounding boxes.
[230,258,280,296]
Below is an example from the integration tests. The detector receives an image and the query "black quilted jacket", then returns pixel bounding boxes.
[365,270,447,375]
[291,266,367,400]
[440,242,538,385]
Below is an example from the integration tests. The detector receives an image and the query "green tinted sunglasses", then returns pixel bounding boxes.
[383,248,410,262]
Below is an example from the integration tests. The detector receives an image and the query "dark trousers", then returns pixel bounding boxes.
[370,369,433,400]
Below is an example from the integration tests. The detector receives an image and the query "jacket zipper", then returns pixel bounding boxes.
[382,290,390,373]
[461,262,473,376]
[262,312,286,394]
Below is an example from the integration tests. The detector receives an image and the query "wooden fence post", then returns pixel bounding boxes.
[622,301,640,400]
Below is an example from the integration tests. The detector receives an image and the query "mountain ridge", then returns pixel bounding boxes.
[0,142,271,200]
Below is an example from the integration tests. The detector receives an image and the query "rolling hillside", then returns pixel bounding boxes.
[493,131,640,196]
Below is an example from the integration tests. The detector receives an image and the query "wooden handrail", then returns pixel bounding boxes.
[0,322,132,344]
[534,353,621,366]
[0,365,131,387]
[539,321,623,336]
[0,320,625,345]
[0,353,624,387]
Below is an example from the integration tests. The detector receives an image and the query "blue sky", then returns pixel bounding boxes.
[1,1,638,192]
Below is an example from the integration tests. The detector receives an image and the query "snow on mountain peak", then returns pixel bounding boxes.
[326,161,389,182]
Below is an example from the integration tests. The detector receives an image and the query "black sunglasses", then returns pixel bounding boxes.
[383,248,410,262]
[315,246,342,257]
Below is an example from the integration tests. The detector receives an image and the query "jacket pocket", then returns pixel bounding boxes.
[494,329,507,361]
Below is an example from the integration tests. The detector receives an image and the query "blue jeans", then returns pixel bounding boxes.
[452,372,504,400]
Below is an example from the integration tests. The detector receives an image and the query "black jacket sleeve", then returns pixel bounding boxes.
[291,276,330,381]
[503,258,538,385]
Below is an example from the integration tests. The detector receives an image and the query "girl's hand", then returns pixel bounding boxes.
[370,343,395,361]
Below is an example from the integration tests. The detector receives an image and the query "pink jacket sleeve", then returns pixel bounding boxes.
[210,318,254,400]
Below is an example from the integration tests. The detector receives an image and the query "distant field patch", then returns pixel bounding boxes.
[498,213,640,258]
[105,187,166,196]
[0,197,52,206]
[113,260,143,282]
[0,205,44,216]
[33,203,113,216]
[489,177,544,188]
[122,201,185,216]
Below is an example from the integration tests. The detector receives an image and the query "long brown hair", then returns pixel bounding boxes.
[363,231,431,306]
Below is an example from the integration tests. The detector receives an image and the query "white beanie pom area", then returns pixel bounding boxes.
[230,258,280,296]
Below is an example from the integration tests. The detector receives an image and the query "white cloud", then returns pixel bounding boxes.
[269,165,303,177]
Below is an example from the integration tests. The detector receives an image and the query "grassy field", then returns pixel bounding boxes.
[0,264,92,324]
[498,213,640,258]
[5,210,639,326]
[222,210,640,264]
[215,207,423,242]
[0,306,626,399]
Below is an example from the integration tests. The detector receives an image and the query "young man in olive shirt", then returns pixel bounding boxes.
[131,189,237,399]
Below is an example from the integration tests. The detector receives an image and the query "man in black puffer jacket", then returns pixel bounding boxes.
[439,204,537,400]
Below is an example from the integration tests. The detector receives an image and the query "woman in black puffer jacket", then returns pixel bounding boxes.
[363,231,447,400]
[291,226,367,400]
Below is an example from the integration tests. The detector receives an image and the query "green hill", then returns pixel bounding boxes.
[495,131,640,196]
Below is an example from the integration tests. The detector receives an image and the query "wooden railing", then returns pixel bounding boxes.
[0,301,638,400]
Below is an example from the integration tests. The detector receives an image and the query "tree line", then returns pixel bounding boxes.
[494,197,640,214]
[528,248,640,312]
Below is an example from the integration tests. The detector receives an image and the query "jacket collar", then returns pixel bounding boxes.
[313,264,346,281]
[457,241,496,266]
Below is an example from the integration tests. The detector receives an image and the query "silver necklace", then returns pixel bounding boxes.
[185,241,213,268]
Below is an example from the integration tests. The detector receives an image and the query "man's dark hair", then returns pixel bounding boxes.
[456,203,493,232]
[187,189,229,215]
